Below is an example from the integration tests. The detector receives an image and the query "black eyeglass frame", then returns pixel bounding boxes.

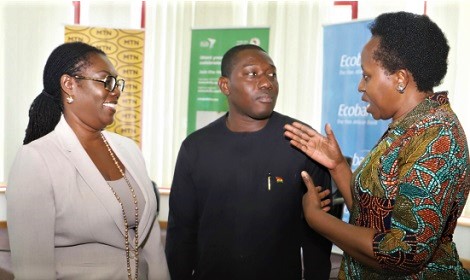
[74,75,125,92]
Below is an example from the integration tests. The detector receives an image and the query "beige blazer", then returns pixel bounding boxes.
[7,116,169,280]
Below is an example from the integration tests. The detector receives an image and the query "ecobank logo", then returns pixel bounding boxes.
[200,38,216,48]
[351,149,369,170]
[339,52,361,76]
[336,103,377,125]
[338,103,368,117]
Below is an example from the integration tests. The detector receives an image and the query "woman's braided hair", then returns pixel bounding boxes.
[23,42,105,144]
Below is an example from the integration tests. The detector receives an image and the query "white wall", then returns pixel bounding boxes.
[0,190,6,221]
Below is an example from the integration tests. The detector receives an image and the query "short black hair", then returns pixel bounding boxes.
[221,44,266,77]
[369,11,449,92]
[23,42,105,144]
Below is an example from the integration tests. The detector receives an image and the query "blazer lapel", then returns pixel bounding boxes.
[54,116,127,237]
[102,131,156,247]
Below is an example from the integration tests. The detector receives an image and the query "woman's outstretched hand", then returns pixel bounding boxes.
[301,171,330,226]
[284,122,343,170]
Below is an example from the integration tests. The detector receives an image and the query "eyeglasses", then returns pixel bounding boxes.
[74,75,125,92]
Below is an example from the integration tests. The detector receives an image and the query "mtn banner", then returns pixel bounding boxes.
[187,28,270,135]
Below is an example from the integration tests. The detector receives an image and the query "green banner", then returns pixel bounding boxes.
[187,28,270,134]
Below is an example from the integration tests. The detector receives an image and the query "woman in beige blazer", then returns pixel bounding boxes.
[7,42,169,280]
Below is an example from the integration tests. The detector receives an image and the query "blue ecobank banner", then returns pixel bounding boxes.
[322,20,390,170]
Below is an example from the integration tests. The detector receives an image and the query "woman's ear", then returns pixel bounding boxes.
[395,69,410,87]
[60,74,76,104]
[218,76,230,96]
[394,69,410,94]
[61,74,74,92]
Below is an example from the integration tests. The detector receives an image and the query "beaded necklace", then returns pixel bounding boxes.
[101,133,139,280]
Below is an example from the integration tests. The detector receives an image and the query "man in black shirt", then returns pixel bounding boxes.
[166,44,332,280]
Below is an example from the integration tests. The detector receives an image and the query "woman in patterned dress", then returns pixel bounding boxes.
[284,11,470,279]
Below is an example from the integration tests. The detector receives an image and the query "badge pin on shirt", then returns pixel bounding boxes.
[267,173,284,191]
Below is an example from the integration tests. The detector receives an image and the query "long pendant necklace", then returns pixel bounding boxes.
[101,133,139,280]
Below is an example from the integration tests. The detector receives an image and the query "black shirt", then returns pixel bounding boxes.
[166,111,332,280]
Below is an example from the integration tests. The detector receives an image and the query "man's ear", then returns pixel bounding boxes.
[218,76,230,96]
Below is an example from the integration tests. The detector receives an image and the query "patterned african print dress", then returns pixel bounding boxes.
[338,92,470,280]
